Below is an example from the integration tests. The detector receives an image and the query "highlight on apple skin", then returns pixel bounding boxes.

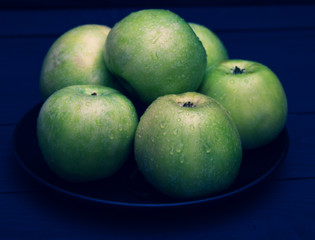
[40,24,121,100]
[189,22,228,71]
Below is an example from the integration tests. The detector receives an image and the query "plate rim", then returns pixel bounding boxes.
[12,103,290,209]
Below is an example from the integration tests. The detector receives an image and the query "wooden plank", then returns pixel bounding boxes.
[274,113,315,180]
[0,126,44,192]
[0,37,47,124]
[0,5,315,36]
[0,0,313,10]
[0,178,314,239]
[1,114,314,193]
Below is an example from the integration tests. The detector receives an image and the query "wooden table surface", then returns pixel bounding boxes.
[1,4,315,239]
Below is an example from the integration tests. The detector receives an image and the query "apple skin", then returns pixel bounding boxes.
[104,9,207,105]
[40,24,120,100]
[134,92,242,199]
[199,59,288,150]
[189,23,228,71]
[37,85,138,182]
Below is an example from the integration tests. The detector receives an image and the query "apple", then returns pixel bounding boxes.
[37,85,138,182]
[40,24,120,100]
[189,22,228,70]
[134,92,242,199]
[104,9,207,105]
[199,59,288,149]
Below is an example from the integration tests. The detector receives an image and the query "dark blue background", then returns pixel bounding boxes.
[1,1,315,239]
[0,0,314,9]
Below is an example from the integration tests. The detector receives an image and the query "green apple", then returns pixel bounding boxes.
[104,9,207,105]
[189,23,228,70]
[134,92,242,199]
[199,59,288,149]
[40,24,120,100]
[37,85,138,182]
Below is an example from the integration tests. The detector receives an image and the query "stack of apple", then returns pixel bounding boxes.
[37,9,287,199]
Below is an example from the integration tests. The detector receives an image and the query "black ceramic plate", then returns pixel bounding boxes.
[13,103,289,209]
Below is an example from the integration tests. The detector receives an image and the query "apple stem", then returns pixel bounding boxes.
[232,66,246,74]
[182,101,195,108]
[91,92,97,96]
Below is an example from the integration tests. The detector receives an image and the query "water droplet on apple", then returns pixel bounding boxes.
[203,142,212,154]
[179,154,185,164]
[160,121,166,129]
[176,143,184,153]
[169,148,174,155]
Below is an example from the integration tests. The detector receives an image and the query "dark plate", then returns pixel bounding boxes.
[13,103,289,209]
